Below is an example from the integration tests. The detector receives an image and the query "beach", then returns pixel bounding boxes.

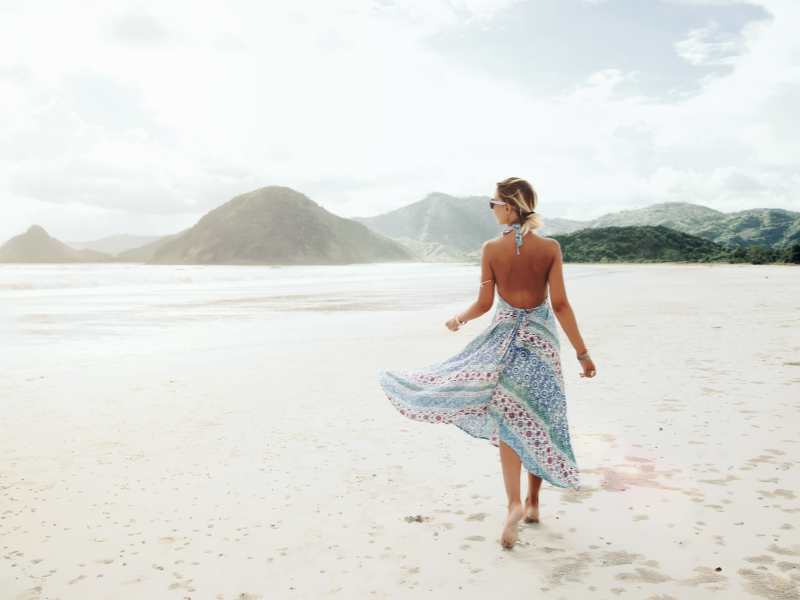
[1,262,798,599]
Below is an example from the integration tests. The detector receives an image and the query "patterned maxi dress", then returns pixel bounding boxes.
[377,223,581,490]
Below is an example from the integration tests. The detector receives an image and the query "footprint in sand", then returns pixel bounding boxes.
[466,513,487,522]
[615,566,673,584]
[767,543,800,557]
[13,586,43,600]
[737,567,797,599]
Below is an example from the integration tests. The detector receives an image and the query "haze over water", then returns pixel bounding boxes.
[0,262,607,349]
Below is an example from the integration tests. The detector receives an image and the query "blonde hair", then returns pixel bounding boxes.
[495,176,541,237]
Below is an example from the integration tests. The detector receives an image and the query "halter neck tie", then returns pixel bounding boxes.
[503,222,523,255]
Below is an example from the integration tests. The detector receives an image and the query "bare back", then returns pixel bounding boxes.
[486,230,556,309]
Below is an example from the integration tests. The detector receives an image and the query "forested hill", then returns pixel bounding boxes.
[552,225,800,264]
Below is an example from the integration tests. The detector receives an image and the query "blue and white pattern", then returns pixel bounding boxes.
[378,225,581,489]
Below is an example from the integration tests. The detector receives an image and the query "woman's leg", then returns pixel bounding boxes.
[499,440,524,548]
[525,472,542,523]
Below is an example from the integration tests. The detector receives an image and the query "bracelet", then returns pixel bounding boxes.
[576,350,590,360]
[455,316,467,327]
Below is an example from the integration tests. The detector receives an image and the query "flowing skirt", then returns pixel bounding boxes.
[378,295,580,490]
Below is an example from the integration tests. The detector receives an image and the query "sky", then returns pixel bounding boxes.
[0,0,797,242]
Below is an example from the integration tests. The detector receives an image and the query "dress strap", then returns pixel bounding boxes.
[502,222,524,255]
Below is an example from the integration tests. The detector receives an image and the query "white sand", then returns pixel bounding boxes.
[1,263,799,599]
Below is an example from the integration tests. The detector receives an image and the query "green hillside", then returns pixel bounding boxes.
[552,225,800,264]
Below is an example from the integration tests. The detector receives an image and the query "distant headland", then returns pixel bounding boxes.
[2,186,798,265]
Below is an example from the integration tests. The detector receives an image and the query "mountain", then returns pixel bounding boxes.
[352,192,496,255]
[352,191,583,257]
[539,217,589,236]
[692,208,800,248]
[0,225,113,263]
[356,197,800,256]
[66,234,163,256]
[116,231,187,262]
[579,202,800,248]
[147,186,414,265]
[388,237,473,262]
[552,225,728,263]
[587,202,724,231]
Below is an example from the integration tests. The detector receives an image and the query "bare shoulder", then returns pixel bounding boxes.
[532,232,561,253]
[532,231,557,243]
[485,234,504,245]
[482,237,502,253]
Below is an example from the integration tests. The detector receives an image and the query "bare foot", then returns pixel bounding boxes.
[524,496,539,523]
[500,502,524,549]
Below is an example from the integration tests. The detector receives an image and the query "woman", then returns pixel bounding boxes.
[378,176,596,550]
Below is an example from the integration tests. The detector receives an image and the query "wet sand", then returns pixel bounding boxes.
[1,263,798,599]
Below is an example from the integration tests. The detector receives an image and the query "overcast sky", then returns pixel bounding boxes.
[1,0,797,242]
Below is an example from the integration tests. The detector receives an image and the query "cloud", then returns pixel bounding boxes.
[675,20,744,65]
[0,64,31,84]
[0,0,797,243]
[663,0,758,5]
[111,12,169,44]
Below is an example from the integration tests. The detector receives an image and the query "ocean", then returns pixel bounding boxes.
[0,261,608,343]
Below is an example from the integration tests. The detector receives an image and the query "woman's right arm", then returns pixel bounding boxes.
[547,240,592,363]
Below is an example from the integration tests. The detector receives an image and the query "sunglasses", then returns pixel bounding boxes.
[488,200,509,210]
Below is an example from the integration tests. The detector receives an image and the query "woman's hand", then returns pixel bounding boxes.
[578,355,597,378]
[445,317,461,332]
